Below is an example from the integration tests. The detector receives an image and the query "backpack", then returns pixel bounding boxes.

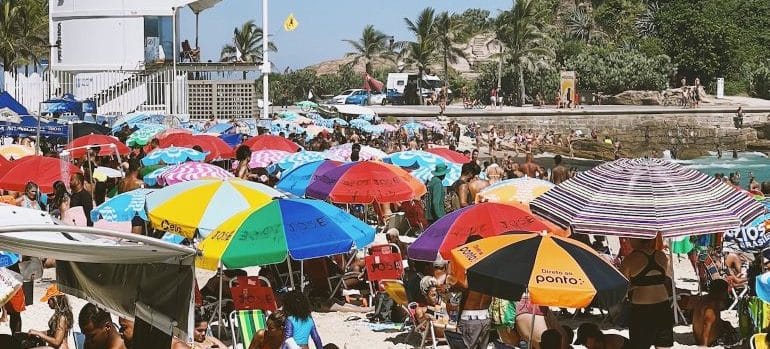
[488,297,516,328]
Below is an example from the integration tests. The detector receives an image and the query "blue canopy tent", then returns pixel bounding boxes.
[0,91,29,115]
[39,94,96,119]
[0,116,69,138]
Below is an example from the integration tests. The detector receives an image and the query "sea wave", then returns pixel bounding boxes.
[685,163,770,170]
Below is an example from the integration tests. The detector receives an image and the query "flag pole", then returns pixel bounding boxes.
[261,0,270,120]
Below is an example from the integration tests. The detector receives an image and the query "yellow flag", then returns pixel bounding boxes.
[283,13,298,31]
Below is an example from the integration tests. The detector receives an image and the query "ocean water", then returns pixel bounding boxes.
[675,151,770,186]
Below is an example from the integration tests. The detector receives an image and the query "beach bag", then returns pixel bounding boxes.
[0,267,22,307]
[489,297,516,328]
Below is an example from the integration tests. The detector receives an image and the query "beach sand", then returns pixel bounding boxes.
[0,249,734,349]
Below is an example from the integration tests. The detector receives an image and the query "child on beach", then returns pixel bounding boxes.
[283,290,323,349]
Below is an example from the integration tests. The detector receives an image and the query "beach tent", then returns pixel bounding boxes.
[0,115,69,138]
[0,91,29,115]
[0,205,196,347]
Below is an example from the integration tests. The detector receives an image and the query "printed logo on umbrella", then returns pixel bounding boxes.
[457,244,485,262]
[534,268,586,286]
[161,220,182,235]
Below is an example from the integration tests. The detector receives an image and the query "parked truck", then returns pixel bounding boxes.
[386,73,451,105]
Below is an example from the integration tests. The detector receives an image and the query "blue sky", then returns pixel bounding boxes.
[178,0,511,70]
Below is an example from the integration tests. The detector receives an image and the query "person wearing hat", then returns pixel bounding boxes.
[25,285,74,349]
[424,162,447,224]
[574,323,628,349]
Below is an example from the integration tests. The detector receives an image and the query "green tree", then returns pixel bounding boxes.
[0,0,47,72]
[564,45,674,94]
[342,25,391,74]
[220,20,277,78]
[563,5,606,43]
[452,8,491,38]
[494,0,555,106]
[401,7,439,104]
[593,0,645,43]
[434,11,467,87]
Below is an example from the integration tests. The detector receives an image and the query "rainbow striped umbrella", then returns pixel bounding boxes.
[158,162,234,186]
[325,143,387,161]
[477,177,555,205]
[126,124,166,147]
[530,158,766,238]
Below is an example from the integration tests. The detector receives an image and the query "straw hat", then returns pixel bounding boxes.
[40,284,64,303]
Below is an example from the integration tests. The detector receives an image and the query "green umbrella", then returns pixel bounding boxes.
[139,164,166,177]
[127,125,166,147]
[295,100,318,111]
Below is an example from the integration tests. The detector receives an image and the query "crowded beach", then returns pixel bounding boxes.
[0,102,768,349]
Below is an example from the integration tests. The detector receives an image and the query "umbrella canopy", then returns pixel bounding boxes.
[197,198,375,270]
[386,150,447,169]
[249,149,291,169]
[276,160,342,197]
[188,0,222,14]
[425,148,470,164]
[421,121,444,131]
[402,122,424,132]
[92,166,123,182]
[242,135,300,152]
[143,166,170,187]
[295,100,318,109]
[158,162,234,186]
[0,144,34,160]
[408,202,569,262]
[126,124,166,147]
[145,178,286,238]
[274,151,341,174]
[0,155,9,168]
[156,128,192,140]
[450,234,628,308]
[410,162,461,186]
[0,251,19,268]
[530,158,766,238]
[306,161,426,204]
[0,156,81,193]
[325,143,387,161]
[478,177,555,205]
[350,119,371,129]
[65,134,130,158]
[141,146,208,166]
[91,189,154,222]
[160,133,235,161]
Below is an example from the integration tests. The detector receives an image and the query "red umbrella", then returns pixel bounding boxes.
[241,135,300,152]
[66,134,130,158]
[425,148,470,164]
[160,133,235,160]
[0,156,82,193]
[306,161,427,203]
[0,155,9,169]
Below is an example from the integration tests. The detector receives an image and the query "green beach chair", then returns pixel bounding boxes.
[229,309,266,348]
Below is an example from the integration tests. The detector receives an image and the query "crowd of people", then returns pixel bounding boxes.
[0,109,769,349]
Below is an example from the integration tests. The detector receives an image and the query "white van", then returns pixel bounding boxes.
[386,73,451,104]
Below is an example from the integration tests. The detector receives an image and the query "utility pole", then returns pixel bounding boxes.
[261,0,270,120]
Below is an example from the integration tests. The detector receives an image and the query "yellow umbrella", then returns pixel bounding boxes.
[144,178,286,239]
[476,177,555,205]
[0,144,34,160]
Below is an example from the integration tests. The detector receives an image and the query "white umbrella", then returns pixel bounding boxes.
[186,0,223,48]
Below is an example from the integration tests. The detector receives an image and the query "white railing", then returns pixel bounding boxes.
[3,68,188,116]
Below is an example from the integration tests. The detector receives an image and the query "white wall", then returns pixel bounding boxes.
[52,17,146,71]
[51,0,196,18]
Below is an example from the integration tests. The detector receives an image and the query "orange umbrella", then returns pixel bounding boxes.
[242,135,300,152]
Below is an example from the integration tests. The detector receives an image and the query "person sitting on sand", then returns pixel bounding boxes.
[414,277,448,340]
[283,290,323,349]
[190,314,226,349]
[693,279,735,347]
[25,285,73,349]
[79,303,126,349]
[574,323,628,349]
[515,295,566,349]
[249,311,286,349]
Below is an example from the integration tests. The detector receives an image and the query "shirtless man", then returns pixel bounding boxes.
[724,251,749,287]
[485,159,505,185]
[456,164,476,207]
[118,160,144,194]
[692,279,732,347]
[550,155,569,185]
[468,168,489,203]
[520,152,541,178]
[79,303,127,349]
[448,236,493,349]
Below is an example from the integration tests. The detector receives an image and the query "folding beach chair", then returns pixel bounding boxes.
[751,333,768,349]
[380,279,412,329]
[229,309,266,349]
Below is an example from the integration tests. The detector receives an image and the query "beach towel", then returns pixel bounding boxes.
[670,236,694,255]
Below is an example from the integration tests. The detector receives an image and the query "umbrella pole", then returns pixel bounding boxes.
[287,257,295,289]
[668,239,688,325]
[217,263,223,338]
[300,260,305,292]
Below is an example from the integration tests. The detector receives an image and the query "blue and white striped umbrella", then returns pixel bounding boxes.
[143,166,170,187]
[358,114,377,121]
[91,188,154,222]
[350,119,371,129]
[410,162,461,186]
[330,118,348,126]
[0,251,19,268]
[142,146,208,166]
[361,124,385,135]
[274,151,332,173]
[402,122,424,132]
[387,150,447,168]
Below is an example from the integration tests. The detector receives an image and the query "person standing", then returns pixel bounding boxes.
[447,235,493,349]
[424,163,447,224]
[619,238,673,349]
[25,285,73,349]
[16,182,42,210]
[69,173,94,226]
[550,155,569,185]
[734,107,744,129]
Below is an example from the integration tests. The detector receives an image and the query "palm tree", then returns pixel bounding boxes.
[343,25,390,74]
[564,5,606,43]
[0,0,47,72]
[434,11,468,88]
[220,20,277,79]
[494,0,555,106]
[401,7,439,104]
